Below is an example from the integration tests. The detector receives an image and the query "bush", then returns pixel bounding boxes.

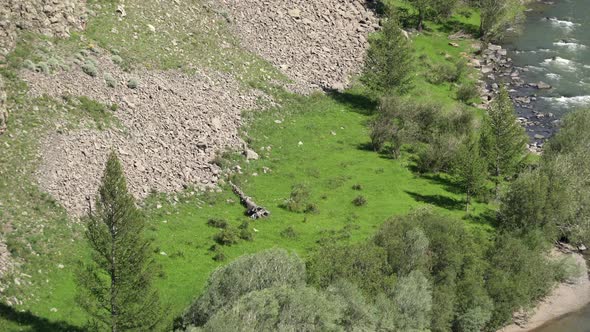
[36,62,50,74]
[127,78,139,89]
[352,195,367,206]
[425,59,467,84]
[111,55,123,65]
[81,61,98,77]
[199,286,342,332]
[238,221,254,241]
[307,242,391,297]
[552,255,583,284]
[213,227,239,246]
[304,203,320,214]
[212,252,226,262]
[104,73,117,88]
[183,249,306,326]
[23,59,36,71]
[456,82,479,102]
[283,184,312,213]
[352,184,363,191]
[280,226,299,239]
[207,218,228,229]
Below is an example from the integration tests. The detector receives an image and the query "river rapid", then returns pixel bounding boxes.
[502,0,590,141]
[500,1,590,330]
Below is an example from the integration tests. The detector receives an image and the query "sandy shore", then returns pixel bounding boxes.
[499,251,590,332]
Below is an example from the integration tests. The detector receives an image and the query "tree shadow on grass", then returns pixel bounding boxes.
[0,302,85,332]
[325,89,378,116]
[438,18,480,36]
[416,172,464,195]
[405,191,464,211]
[464,208,498,228]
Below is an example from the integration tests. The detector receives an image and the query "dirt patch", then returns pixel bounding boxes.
[220,0,379,93]
[22,52,268,215]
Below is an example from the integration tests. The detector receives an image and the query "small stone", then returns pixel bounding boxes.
[288,9,301,18]
[57,264,64,269]
[274,119,282,124]
[298,141,303,146]
[448,42,459,47]
[160,252,167,256]
[50,308,58,312]
[147,24,156,33]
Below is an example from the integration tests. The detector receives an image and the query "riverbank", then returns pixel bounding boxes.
[500,249,590,332]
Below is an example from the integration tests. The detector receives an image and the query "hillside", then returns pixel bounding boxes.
[1,0,589,331]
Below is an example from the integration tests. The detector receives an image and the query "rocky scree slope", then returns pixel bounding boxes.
[23,51,267,215]
[221,0,379,93]
[0,0,87,58]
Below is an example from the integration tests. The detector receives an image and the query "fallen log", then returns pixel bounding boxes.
[229,181,270,220]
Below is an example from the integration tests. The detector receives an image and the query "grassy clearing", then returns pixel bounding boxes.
[0,1,494,330]
[0,90,494,330]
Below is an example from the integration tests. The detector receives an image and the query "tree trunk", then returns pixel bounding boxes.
[465,189,470,212]
[110,223,117,332]
[229,181,270,219]
[417,10,424,31]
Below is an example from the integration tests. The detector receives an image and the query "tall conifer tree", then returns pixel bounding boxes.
[480,86,527,196]
[76,152,161,332]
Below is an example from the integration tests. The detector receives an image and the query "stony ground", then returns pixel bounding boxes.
[22,50,269,215]
[221,0,379,93]
[0,0,87,59]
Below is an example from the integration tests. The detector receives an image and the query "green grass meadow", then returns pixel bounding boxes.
[0,2,495,330]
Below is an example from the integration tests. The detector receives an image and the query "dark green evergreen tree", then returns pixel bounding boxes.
[76,152,161,332]
[454,135,487,211]
[480,86,527,196]
[361,16,414,95]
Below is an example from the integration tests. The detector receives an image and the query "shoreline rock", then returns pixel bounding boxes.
[474,42,557,153]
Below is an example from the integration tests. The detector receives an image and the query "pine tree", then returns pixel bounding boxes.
[76,152,161,332]
[361,16,414,95]
[480,86,527,196]
[454,135,487,211]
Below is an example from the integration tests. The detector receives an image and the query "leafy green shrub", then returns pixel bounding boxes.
[81,61,98,77]
[47,57,60,69]
[304,202,320,214]
[183,249,306,326]
[213,227,239,246]
[213,252,226,262]
[238,221,254,241]
[207,218,228,229]
[352,195,367,206]
[456,82,479,102]
[36,62,50,74]
[198,286,342,332]
[23,59,36,71]
[283,184,312,213]
[280,226,299,239]
[111,54,123,65]
[426,58,467,84]
[127,78,139,89]
[352,184,363,191]
[552,255,583,284]
[307,242,390,297]
[104,73,117,88]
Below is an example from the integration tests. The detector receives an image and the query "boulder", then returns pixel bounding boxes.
[536,81,552,89]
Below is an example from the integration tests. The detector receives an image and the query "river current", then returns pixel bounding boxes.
[504,0,590,120]
[500,1,590,330]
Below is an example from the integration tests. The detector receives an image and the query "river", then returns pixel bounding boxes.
[502,0,590,141]
[500,0,590,330]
